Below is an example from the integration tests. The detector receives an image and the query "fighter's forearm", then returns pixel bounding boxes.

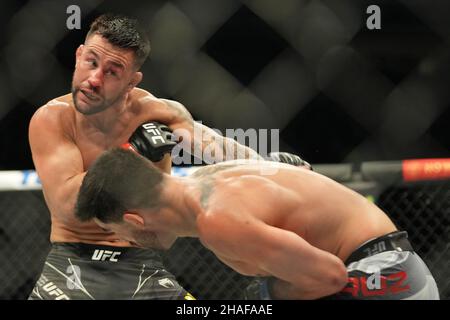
[194,128,263,163]
[221,136,263,161]
[272,264,347,300]
[163,99,264,162]
[196,136,263,163]
[270,278,329,300]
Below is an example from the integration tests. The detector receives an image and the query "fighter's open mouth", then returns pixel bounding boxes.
[80,90,98,101]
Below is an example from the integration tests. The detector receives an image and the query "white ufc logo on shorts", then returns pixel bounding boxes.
[91,249,121,262]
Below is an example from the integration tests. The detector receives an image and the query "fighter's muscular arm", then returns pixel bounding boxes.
[203,214,348,300]
[158,98,263,162]
[29,105,84,218]
[252,224,348,299]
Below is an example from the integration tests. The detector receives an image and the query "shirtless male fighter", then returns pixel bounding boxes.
[28,13,272,300]
[76,148,440,300]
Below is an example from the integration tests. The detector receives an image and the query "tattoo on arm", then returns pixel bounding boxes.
[162,99,263,162]
[198,179,214,209]
[200,127,263,162]
[222,136,262,161]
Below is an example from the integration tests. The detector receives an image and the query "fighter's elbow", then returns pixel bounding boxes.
[281,258,348,300]
[325,260,348,294]
[303,260,347,299]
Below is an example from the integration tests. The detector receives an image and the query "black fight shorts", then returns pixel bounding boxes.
[28,243,195,300]
[326,231,440,300]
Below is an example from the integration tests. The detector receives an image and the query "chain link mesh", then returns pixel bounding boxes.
[377,180,450,299]
[0,191,51,299]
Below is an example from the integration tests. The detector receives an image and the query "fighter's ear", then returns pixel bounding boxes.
[123,211,145,227]
[75,45,84,66]
[127,71,142,92]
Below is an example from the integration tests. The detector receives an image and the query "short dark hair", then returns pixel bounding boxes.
[76,148,164,223]
[86,13,150,69]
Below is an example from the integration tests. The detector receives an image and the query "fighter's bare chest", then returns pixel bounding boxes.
[71,114,155,168]
[75,132,131,169]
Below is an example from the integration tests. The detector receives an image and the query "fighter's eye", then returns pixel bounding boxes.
[86,59,97,67]
[105,69,116,76]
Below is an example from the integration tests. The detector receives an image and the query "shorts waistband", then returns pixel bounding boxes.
[345,231,414,265]
[50,242,165,263]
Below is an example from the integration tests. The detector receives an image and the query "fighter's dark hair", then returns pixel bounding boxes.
[86,13,150,69]
[76,148,164,223]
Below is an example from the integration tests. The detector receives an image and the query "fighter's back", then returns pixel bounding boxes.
[194,161,397,263]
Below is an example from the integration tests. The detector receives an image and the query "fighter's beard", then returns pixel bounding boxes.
[72,88,103,115]
[72,87,124,116]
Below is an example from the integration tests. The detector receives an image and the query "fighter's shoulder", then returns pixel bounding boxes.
[132,88,162,112]
[31,95,75,129]
[133,88,193,121]
[197,208,264,259]
[197,210,240,246]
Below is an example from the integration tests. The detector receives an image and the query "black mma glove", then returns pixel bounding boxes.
[122,121,178,162]
[267,152,313,170]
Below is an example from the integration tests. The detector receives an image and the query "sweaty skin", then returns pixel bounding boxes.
[192,163,397,299]
[29,35,260,247]
[95,159,397,299]
[30,90,171,245]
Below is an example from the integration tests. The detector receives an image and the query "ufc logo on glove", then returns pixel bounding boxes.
[142,123,167,145]
[124,121,178,162]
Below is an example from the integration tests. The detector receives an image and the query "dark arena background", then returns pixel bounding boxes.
[0,0,448,300]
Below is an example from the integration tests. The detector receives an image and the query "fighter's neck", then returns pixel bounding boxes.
[164,177,204,237]
[78,93,132,134]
